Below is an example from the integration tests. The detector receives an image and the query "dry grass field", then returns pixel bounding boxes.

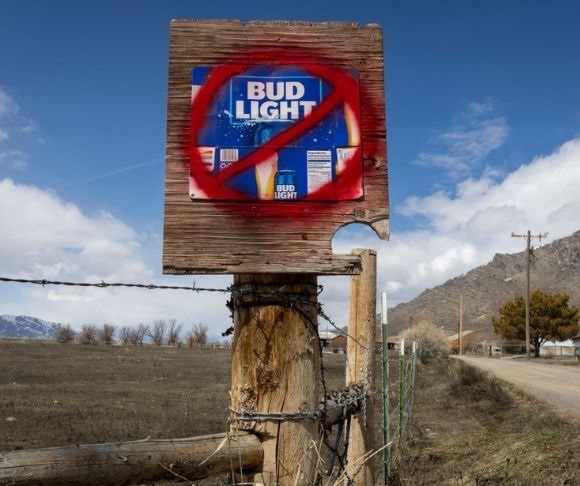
[0,340,231,451]
[0,340,347,452]
[1,339,579,484]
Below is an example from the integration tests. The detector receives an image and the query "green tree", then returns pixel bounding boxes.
[492,290,580,357]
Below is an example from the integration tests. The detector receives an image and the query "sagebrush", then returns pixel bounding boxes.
[401,319,450,363]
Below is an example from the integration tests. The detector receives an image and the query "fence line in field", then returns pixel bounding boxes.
[380,291,419,485]
[1,273,417,484]
[381,342,418,484]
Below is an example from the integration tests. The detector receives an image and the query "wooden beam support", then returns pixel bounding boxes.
[345,248,377,485]
[230,274,321,485]
[0,432,262,485]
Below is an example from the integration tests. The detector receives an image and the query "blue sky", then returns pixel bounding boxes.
[1,1,580,338]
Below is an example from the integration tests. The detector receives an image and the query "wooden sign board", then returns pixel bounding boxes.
[163,20,388,275]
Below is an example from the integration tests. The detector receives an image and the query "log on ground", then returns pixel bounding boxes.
[0,432,262,485]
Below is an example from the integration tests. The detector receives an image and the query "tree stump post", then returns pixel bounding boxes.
[230,274,321,485]
[346,249,377,485]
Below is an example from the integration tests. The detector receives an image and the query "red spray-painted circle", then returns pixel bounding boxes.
[182,48,363,210]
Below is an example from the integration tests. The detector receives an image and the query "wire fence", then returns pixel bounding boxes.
[380,339,419,484]
[0,274,380,481]
[0,275,353,340]
[0,275,419,484]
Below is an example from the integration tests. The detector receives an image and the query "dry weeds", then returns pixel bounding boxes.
[391,358,580,485]
[1,340,578,485]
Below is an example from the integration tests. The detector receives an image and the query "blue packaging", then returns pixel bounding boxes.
[189,65,361,201]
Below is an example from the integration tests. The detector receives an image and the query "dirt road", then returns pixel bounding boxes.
[457,356,580,419]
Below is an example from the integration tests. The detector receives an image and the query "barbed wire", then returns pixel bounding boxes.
[1,273,397,483]
[0,276,233,293]
[229,408,323,423]
[0,274,368,350]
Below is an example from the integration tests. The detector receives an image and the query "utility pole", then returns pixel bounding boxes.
[459,292,463,356]
[511,230,548,359]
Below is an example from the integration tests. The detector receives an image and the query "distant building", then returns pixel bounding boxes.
[318,330,339,346]
[447,330,476,353]
[318,329,399,353]
[540,339,576,357]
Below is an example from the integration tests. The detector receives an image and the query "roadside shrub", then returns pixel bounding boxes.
[401,319,450,363]
[55,324,75,344]
[448,362,513,411]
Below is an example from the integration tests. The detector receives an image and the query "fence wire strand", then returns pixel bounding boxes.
[1,273,390,484]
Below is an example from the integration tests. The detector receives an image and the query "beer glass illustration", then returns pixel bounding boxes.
[255,151,278,200]
[253,122,287,200]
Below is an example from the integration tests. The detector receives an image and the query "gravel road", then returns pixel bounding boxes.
[457,356,580,418]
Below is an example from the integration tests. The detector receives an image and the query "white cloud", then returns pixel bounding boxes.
[326,137,580,317]
[415,99,509,176]
[0,149,27,170]
[402,139,580,235]
[0,89,38,171]
[17,121,37,134]
[466,98,494,116]
[383,137,580,305]
[0,178,233,338]
[0,178,144,279]
[0,88,19,118]
[2,138,580,336]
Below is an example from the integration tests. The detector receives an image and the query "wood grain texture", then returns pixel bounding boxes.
[230,274,321,485]
[0,432,262,485]
[164,20,388,275]
[346,249,377,484]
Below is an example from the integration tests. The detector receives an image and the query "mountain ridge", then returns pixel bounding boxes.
[388,230,580,341]
[0,315,62,339]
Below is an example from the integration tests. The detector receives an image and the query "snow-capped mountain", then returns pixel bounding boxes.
[0,315,62,339]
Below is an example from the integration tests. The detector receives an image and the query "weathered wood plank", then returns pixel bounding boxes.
[346,249,377,484]
[0,432,262,485]
[163,20,387,275]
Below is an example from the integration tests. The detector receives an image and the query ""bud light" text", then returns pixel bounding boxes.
[235,81,317,121]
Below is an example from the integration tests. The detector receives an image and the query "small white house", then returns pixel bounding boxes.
[540,339,576,357]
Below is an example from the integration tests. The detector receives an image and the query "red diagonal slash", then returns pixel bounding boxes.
[184,50,361,201]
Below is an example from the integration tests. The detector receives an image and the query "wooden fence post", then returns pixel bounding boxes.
[230,274,321,485]
[346,249,377,485]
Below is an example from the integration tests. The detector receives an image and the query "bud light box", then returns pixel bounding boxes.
[188,65,362,202]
